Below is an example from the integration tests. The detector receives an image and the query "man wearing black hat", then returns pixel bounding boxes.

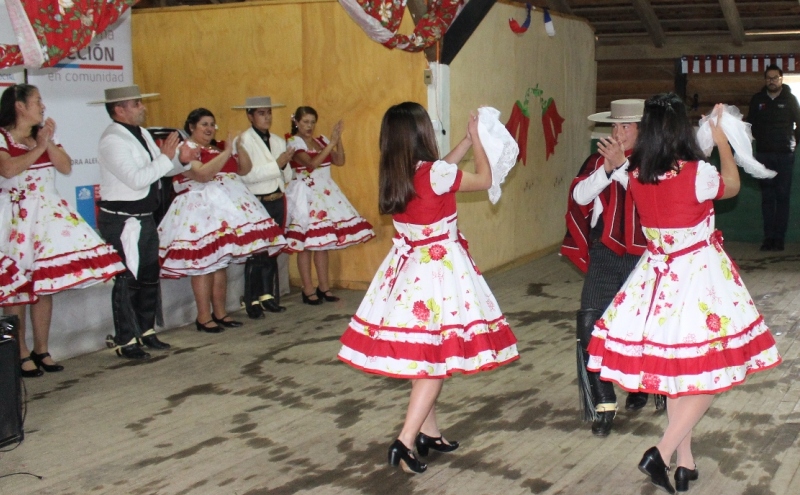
[234,96,296,318]
[94,85,196,359]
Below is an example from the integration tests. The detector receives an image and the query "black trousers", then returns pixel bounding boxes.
[97,211,161,345]
[244,195,287,307]
[757,151,795,241]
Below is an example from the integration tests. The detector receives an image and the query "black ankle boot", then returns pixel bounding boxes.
[591,409,615,436]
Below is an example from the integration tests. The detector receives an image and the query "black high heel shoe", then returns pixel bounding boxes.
[415,432,459,457]
[302,290,323,305]
[196,319,224,333]
[674,466,699,492]
[20,356,43,378]
[316,287,340,302]
[212,314,243,328]
[387,439,427,474]
[30,351,64,372]
[638,446,676,494]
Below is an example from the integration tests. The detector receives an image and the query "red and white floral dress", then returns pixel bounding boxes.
[338,161,519,378]
[587,160,781,397]
[0,129,124,305]
[157,145,287,278]
[284,135,374,251]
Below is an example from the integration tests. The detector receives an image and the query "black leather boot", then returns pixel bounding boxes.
[260,256,285,312]
[110,275,143,348]
[243,257,265,319]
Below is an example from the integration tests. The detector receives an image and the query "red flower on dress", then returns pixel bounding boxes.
[27,183,36,191]
[706,313,721,332]
[309,210,316,218]
[54,212,63,218]
[316,210,327,220]
[663,234,675,245]
[221,221,229,229]
[428,244,447,261]
[324,189,331,195]
[18,208,27,219]
[422,226,433,236]
[641,373,661,390]
[190,225,197,234]
[669,272,679,282]
[60,199,68,207]
[385,266,394,279]
[33,240,41,251]
[16,232,25,244]
[412,300,430,321]
[595,318,608,330]
[612,292,626,307]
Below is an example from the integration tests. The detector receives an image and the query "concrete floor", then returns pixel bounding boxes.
[0,242,797,495]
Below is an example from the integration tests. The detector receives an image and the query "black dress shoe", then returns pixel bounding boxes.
[316,287,340,302]
[773,239,785,251]
[639,446,675,494]
[20,356,43,378]
[30,351,64,372]
[196,319,224,333]
[415,432,459,456]
[591,410,615,436]
[387,439,427,474]
[626,392,649,411]
[212,314,243,328]
[244,298,265,319]
[674,466,699,492]
[261,298,286,313]
[139,334,171,350]
[302,290,323,305]
[115,344,151,360]
[760,239,774,251]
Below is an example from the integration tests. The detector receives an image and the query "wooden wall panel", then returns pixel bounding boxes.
[133,1,427,289]
[450,4,597,270]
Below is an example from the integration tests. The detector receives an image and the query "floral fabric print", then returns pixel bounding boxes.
[0,129,124,304]
[157,149,287,278]
[284,135,374,252]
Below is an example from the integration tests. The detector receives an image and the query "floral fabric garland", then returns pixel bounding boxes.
[338,0,463,52]
[2,0,135,69]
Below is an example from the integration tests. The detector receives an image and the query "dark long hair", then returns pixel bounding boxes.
[378,102,439,214]
[184,107,215,134]
[0,84,40,138]
[291,106,318,136]
[629,93,704,184]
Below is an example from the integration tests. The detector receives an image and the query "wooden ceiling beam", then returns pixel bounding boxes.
[631,0,666,48]
[718,0,745,46]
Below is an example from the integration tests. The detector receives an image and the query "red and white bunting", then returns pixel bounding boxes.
[680,54,797,74]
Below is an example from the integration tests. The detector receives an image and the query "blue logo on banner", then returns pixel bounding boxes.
[76,185,98,229]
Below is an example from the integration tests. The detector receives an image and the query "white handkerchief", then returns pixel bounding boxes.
[696,104,776,179]
[477,107,520,204]
[120,217,142,279]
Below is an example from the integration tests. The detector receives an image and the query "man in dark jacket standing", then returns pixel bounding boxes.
[747,64,800,251]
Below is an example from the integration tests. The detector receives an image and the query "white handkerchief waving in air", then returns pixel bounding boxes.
[477,107,520,204]
[696,104,776,179]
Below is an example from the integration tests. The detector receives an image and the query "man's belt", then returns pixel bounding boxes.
[99,207,151,217]
[256,191,284,202]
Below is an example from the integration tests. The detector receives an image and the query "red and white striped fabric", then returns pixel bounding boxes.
[681,54,798,74]
[0,254,27,304]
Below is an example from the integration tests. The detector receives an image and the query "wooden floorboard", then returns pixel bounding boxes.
[0,242,798,494]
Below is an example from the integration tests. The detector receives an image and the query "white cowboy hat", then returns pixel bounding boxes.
[232,96,286,110]
[88,85,159,104]
[588,99,644,123]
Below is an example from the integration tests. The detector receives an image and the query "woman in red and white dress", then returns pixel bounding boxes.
[587,95,781,493]
[285,106,374,304]
[158,108,286,332]
[0,84,125,377]
[338,103,518,474]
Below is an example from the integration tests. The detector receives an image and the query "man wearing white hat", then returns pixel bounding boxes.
[561,99,659,436]
[234,96,296,318]
[94,85,195,359]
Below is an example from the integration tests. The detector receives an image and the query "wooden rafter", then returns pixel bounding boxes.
[631,0,666,48]
[718,0,745,46]
[439,0,496,65]
[546,0,573,15]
